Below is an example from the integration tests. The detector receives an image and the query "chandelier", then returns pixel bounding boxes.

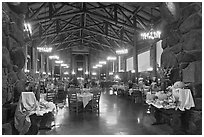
[141,25,161,40]
[37,46,52,52]
[116,48,128,55]
[49,55,59,60]
[141,8,161,40]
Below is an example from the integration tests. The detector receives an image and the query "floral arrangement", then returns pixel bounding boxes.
[157,64,173,79]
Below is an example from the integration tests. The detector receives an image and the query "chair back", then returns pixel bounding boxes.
[92,88,101,103]
[46,89,56,102]
[68,88,80,102]
[132,89,142,96]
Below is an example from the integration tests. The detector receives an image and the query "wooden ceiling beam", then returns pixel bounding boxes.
[118,7,133,26]
[28,9,83,22]
[32,27,81,39]
[84,28,131,44]
[86,10,142,32]
[29,3,47,20]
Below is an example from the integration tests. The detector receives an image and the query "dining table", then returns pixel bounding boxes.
[77,92,93,108]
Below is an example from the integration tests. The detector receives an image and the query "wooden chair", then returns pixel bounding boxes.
[67,88,83,115]
[46,89,56,102]
[90,88,101,113]
[131,89,143,103]
[56,89,66,104]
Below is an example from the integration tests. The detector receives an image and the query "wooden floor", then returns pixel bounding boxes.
[38,88,173,135]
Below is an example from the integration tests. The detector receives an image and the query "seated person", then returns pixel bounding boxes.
[150,77,160,93]
[128,80,133,89]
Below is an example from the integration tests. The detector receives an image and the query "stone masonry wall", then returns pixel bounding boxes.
[2,3,27,106]
[160,2,202,134]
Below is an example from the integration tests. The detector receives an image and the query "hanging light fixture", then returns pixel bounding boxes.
[37,46,52,52]
[49,55,59,60]
[141,8,161,40]
[37,6,52,53]
[116,48,128,55]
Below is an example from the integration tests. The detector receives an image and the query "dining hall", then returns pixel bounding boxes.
[2,2,202,135]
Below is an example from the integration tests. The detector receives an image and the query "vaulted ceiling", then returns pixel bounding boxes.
[26,2,162,54]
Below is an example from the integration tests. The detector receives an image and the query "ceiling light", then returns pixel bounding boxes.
[85,71,89,75]
[49,55,59,60]
[37,46,52,52]
[78,68,83,71]
[96,64,102,67]
[107,56,117,61]
[92,72,97,75]
[116,49,128,55]
[109,72,113,75]
[55,60,63,64]
[72,71,75,75]
[147,67,153,71]
[61,63,68,67]
[64,72,69,75]
[99,61,107,64]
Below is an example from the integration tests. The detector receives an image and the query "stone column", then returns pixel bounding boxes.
[41,53,44,73]
[133,30,138,83]
[88,54,90,77]
[71,54,75,74]
[113,61,115,72]
[85,54,88,74]
[24,44,27,71]
[150,43,157,77]
[124,55,127,72]
[32,45,37,73]
[46,55,49,73]
[116,56,119,73]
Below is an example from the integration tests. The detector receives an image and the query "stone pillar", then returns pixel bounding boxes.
[88,54,90,77]
[113,61,115,72]
[24,44,27,71]
[41,53,44,73]
[51,60,54,77]
[124,56,127,72]
[150,43,157,77]
[46,55,49,73]
[116,56,119,72]
[71,54,75,74]
[32,45,37,73]
[85,54,88,74]
[133,30,138,83]
[36,48,38,72]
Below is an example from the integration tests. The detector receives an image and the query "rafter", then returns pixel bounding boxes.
[28,9,83,22]
[97,2,113,19]
[29,3,47,20]
[86,10,141,32]
[118,7,133,25]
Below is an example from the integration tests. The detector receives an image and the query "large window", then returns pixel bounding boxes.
[126,40,163,72]
[138,50,150,72]
[126,57,133,71]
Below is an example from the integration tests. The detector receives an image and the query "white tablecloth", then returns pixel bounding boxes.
[14,92,38,134]
[112,85,128,91]
[14,92,56,134]
[77,93,93,108]
[146,89,195,111]
[38,94,56,115]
